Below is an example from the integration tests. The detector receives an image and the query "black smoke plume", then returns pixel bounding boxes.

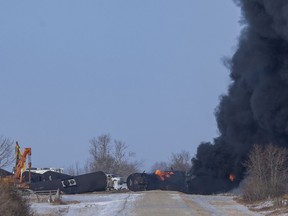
[188,0,288,194]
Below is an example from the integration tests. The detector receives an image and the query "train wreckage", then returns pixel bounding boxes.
[127,170,188,193]
[0,142,238,194]
[0,142,125,194]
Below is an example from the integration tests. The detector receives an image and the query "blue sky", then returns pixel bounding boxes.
[0,1,241,172]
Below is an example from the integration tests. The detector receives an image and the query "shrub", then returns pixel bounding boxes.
[0,183,33,216]
[243,144,288,202]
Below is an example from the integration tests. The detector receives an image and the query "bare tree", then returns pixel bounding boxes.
[66,161,83,176]
[111,140,141,179]
[150,150,191,172]
[89,134,114,173]
[150,161,169,172]
[0,137,13,169]
[243,144,288,202]
[169,150,191,172]
[88,134,140,179]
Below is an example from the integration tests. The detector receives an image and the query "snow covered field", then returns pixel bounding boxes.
[31,192,142,216]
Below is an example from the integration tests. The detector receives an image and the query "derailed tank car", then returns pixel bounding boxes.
[22,170,108,194]
[127,170,188,193]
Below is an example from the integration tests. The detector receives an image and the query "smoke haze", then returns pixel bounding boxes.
[189,0,288,194]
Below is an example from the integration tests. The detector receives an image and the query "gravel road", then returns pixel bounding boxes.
[131,190,261,216]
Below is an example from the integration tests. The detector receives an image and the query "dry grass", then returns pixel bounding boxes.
[0,183,34,216]
[235,193,288,216]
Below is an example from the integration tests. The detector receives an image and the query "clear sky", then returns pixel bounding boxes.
[0,1,241,172]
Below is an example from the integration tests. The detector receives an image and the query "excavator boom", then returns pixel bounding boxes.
[0,142,32,188]
[14,146,31,183]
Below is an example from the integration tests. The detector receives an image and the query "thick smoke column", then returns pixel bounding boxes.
[189,0,288,194]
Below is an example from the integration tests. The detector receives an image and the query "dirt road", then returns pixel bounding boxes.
[131,191,261,216]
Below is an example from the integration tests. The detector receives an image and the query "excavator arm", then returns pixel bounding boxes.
[14,142,32,183]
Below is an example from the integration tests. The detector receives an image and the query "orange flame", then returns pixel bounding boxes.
[154,170,174,181]
[229,174,235,182]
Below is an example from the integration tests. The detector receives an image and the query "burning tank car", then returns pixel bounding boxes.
[127,170,188,193]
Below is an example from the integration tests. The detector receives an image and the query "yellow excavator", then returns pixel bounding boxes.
[0,141,32,189]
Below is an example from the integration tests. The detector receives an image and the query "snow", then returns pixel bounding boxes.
[182,194,262,216]
[31,191,285,216]
[169,192,261,215]
[31,192,142,216]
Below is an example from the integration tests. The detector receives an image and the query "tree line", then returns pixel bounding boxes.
[0,134,192,178]
[66,134,192,178]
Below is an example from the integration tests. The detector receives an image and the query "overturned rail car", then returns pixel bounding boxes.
[127,170,188,193]
[22,171,107,194]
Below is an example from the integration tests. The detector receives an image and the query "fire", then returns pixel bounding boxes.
[229,173,236,182]
[154,170,174,181]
